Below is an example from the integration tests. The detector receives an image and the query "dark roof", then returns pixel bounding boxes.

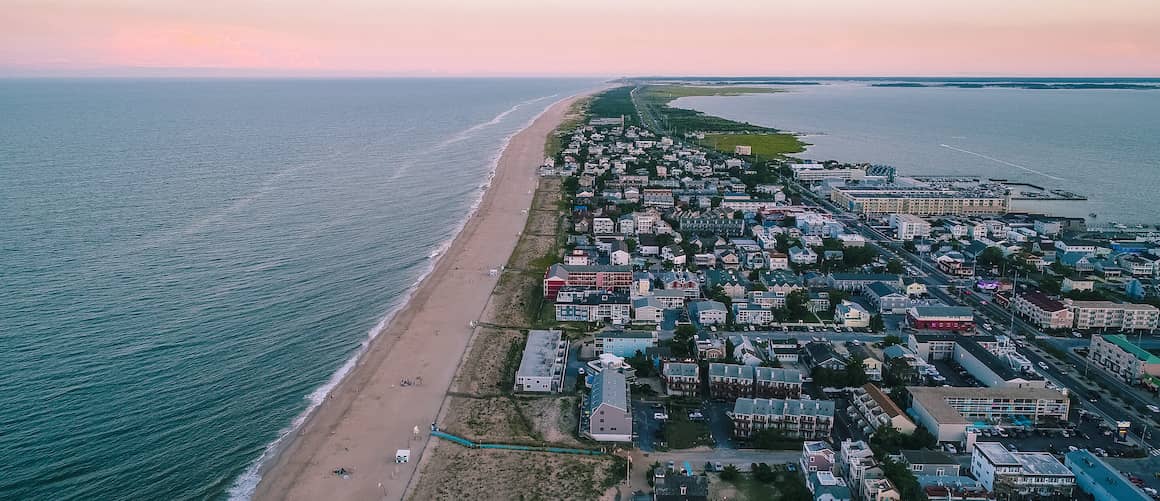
[805,342,845,365]
[901,449,958,466]
[654,475,709,500]
[1019,291,1067,312]
[957,338,1040,382]
[866,281,902,298]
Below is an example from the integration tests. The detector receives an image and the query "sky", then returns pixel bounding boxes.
[2,0,1159,77]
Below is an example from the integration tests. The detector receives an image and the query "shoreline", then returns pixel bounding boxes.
[249,88,598,501]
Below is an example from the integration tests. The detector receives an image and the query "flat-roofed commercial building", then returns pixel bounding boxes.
[971,442,1075,498]
[830,187,1009,217]
[731,398,836,440]
[1067,300,1160,331]
[514,330,568,393]
[908,386,1070,444]
[1087,334,1160,385]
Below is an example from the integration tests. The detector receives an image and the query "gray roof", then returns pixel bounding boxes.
[709,362,754,379]
[755,367,802,384]
[733,397,836,418]
[516,330,563,379]
[688,300,727,315]
[654,475,709,499]
[664,362,699,378]
[632,296,663,309]
[1065,449,1150,501]
[589,369,628,413]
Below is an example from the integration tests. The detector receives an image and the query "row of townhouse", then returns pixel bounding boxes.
[704,363,804,401]
[553,288,630,323]
[730,397,836,440]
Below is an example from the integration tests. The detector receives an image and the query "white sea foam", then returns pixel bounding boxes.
[226,93,571,501]
[939,143,1067,181]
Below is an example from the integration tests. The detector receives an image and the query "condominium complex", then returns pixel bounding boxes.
[1087,334,1160,385]
[1066,300,1160,331]
[908,386,1070,443]
[830,186,1009,217]
[731,398,836,440]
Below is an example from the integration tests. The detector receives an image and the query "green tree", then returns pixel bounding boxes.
[733,210,745,220]
[976,246,1005,269]
[883,334,902,347]
[785,290,808,318]
[886,259,905,274]
[671,325,697,358]
[846,357,868,387]
[719,464,740,481]
[827,289,850,312]
[656,233,675,247]
[869,314,885,333]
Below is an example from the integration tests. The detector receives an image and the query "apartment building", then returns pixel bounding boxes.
[754,366,804,399]
[542,264,632,300]
[830,187,1009,217]
[1013,291,1074,331]
[1066,300,1160,331]
[661,362,700,396]
[1087,334,1160,385]
[731,398,836,440]
[708,363,755,401]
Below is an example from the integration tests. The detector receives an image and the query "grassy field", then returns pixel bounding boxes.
[699,132,806,160]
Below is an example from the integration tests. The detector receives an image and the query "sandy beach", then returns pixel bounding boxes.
[252,90,595,501]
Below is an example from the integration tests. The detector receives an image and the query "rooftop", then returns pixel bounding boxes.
[901,449,957,466]
[755,367,803,384]
[1065,449,1150,501]
[733,397,836,418]
[908,386,1069,425]
[861,383,906,418]
[1018,291,1068,312]
[664,362,699,378]
[515,330,564,380]
[709,362,755,379]
[910,306,975,320]
[589,369,628,413]
[1100,334,1160,363]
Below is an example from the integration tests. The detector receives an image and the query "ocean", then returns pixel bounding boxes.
[0,78,597,500]
[672,80,1160,224]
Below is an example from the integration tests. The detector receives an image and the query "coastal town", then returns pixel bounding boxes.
[410,84,1160,501]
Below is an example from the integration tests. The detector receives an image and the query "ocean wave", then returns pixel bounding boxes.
[226,92,570,501]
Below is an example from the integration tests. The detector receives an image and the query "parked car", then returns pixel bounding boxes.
[653,413,669,421]
[1147,405,1160,414]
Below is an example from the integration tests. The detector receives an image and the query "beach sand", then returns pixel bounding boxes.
[252,90,595,501]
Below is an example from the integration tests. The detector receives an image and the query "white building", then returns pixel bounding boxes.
[890,214,932,241]
[1066,300,1159,331]
[971,442,1075,497]
[514,330,567,393]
